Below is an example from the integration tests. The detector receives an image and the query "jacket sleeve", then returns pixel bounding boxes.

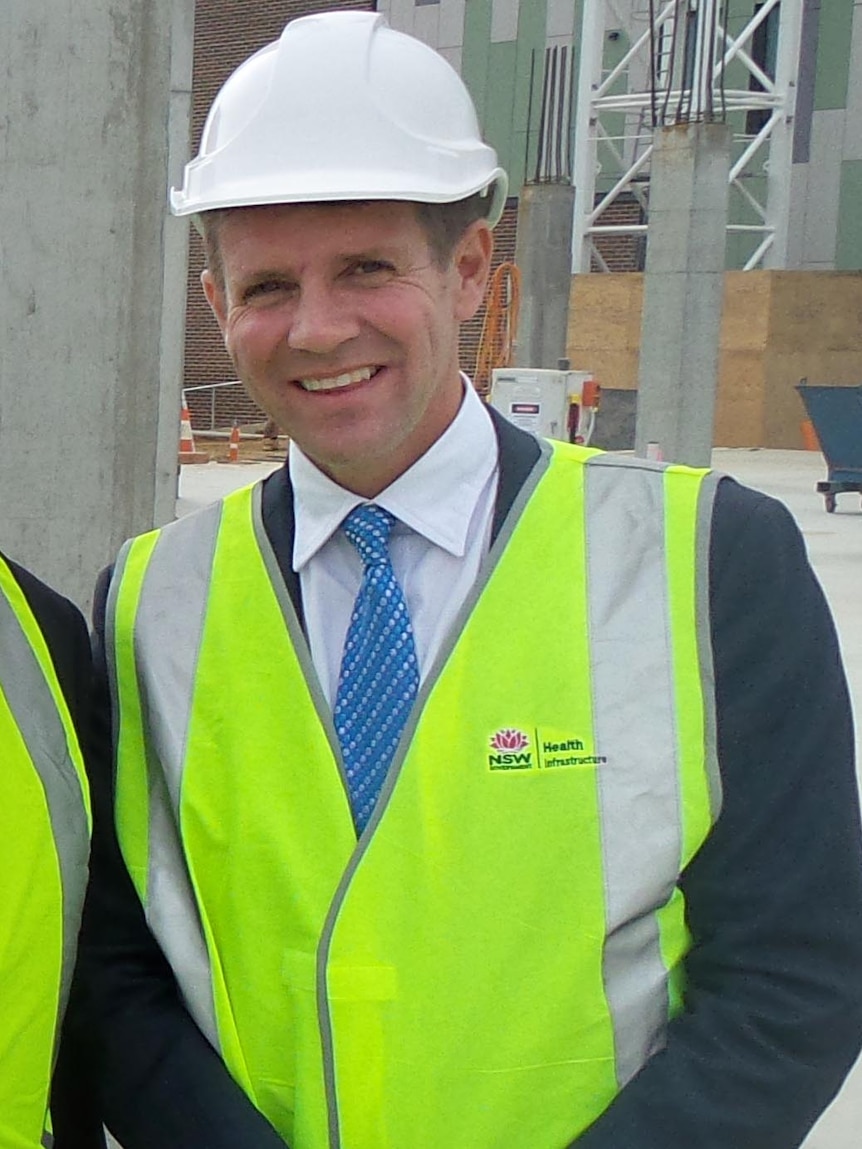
[79,567,289,1149]
[572,479,862,1148]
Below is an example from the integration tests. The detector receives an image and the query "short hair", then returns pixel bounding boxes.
[200,192,491,287]
[412,192,493,267]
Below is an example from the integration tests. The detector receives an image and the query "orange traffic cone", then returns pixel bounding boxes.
[228,420,241,464]
[178,400,208,464]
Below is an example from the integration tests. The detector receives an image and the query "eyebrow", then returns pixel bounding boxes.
[234,248,405,283]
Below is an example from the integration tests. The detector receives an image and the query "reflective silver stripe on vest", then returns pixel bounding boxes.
[251,487,345,771]
[0,587,89,1039]
[111,505,224,1051]
[583,454,719,1086]
[696,473,722,821]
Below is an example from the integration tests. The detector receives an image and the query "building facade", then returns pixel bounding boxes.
[183,1,862,441]
[378,0,862,274]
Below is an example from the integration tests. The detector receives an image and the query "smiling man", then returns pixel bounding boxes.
[84,10,862,1149]
[200,199,491,498]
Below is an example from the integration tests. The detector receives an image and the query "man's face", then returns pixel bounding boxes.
[202,201,492,497]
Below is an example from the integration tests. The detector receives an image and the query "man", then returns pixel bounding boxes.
[0,552,102,1148]
[86,11,862,1148]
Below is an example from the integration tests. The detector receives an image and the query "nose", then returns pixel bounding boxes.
[287,282,360,354]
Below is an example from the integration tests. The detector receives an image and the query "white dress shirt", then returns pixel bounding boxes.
[290,379,500,707]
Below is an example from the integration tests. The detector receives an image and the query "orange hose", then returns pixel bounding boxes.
[474,261,521,398]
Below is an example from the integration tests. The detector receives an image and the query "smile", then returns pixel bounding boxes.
[298,366,380,392]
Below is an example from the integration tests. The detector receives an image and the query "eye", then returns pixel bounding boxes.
[242,278,295,303]
[347,259,395,279]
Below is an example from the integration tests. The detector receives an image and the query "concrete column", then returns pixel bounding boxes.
[514,183,576,369]
[0,0,195,609]
[635,123,731,466]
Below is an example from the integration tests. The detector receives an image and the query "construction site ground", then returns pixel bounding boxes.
[186,427,288,465]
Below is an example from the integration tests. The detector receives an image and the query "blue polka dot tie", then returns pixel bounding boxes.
[334,504,419,834]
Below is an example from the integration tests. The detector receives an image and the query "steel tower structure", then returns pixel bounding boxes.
[572,0,803,272]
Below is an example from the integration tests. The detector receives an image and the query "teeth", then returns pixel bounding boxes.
[299,366,376,392]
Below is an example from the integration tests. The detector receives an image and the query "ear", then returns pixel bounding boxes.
[452,220,494,323]
[201,269,229,343]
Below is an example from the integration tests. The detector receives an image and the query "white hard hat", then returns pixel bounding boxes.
[171,11,508,225]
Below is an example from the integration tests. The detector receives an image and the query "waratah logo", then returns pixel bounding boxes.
[490,729,529,751]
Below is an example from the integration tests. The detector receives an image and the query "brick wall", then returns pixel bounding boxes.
[591,193,646,273]
[462,196,519,393]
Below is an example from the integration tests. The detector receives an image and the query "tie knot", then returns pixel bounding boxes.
[341,504,395,569]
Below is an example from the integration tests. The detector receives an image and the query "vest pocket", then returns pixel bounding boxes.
[328,961,397,1002]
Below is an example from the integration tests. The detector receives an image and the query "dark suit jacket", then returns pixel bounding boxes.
[2,557,105,1148]
[83,416,862,1148]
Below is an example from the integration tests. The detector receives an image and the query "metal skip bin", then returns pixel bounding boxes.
[796,383,862,512]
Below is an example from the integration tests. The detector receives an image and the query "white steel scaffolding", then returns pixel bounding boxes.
[572,0,803,272]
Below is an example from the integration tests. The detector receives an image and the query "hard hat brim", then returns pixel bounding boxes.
[171,170,508,228]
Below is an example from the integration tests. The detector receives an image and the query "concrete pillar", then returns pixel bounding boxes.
[635,123,731,466]
[514,183,577,369]
[0,0,195,609]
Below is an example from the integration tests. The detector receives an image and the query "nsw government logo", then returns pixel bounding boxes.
[488,728,533,770]
[487,727,608,772]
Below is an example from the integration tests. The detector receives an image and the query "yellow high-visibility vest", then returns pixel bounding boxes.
[109,442,720,1149]
[0,558,91,1148]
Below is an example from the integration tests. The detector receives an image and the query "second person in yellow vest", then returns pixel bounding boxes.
[0,553,102,1148]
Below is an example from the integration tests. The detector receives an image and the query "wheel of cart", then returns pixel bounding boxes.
[816,484,836,513]
[797,383,862,513]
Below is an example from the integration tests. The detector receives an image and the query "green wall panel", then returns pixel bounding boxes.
[836,161,862,270]
[595,26,630,193]
[462,0,549,192]
[602,21,629,88]
[726,170,768,270]
[461,0,492,128]
[570,0,584,123]
[512,0,548,190]
[484,41,519,182]
[517,0,547,60]
[814,0,853,111]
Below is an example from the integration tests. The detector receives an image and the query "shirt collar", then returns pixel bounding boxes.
[290,376,498,572]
